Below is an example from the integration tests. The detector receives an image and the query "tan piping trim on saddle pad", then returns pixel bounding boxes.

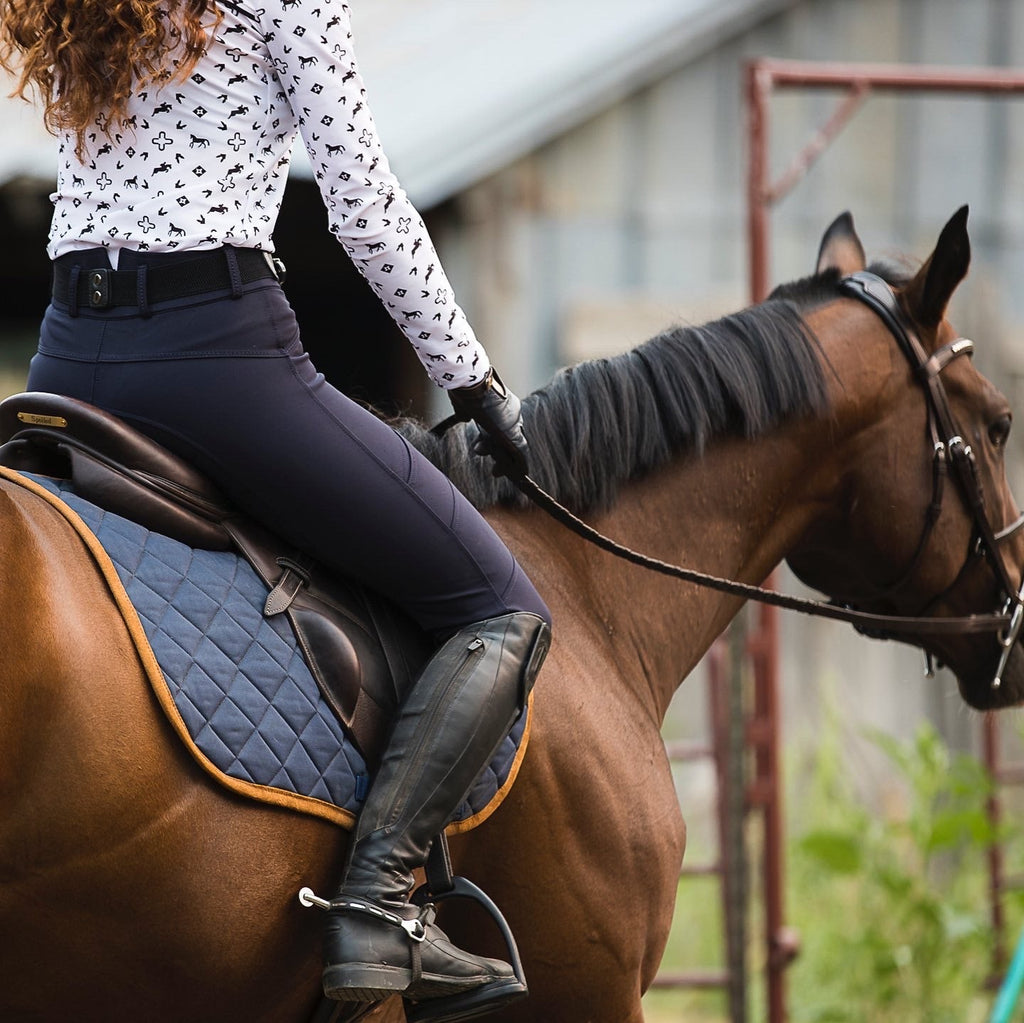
[1,464,357,828]
[1,465,534,834]
[446,698,533,836]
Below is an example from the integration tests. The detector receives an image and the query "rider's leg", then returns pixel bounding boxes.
[322,609,549,1001]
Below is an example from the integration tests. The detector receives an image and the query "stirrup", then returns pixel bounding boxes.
[403,875,528,1023]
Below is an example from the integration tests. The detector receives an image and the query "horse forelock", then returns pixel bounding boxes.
[396,290,833,515]
[770,261,911,306]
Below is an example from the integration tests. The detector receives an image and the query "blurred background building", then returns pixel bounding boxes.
[2,0,1023,797]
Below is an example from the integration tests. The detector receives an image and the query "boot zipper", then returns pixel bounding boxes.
[389,636,486,823]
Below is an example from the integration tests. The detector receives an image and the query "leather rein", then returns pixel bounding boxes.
[439,271,1024,685]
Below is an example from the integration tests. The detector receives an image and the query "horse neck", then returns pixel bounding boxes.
[568,422,830,723]
[564,306,902,722]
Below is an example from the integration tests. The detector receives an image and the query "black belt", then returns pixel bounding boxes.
[53,247,285,311]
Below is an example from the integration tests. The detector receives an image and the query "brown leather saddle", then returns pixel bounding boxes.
[0,391,431,770]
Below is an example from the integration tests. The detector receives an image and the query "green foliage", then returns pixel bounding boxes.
[789,720,999,1023]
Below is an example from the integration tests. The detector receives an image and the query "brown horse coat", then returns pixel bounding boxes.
[2,210,1022,1022]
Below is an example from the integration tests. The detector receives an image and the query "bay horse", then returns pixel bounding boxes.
[2,207,1023,1023]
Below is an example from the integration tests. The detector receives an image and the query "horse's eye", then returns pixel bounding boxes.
[989,413,1012,448]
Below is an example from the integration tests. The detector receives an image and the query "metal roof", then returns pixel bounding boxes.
[346,0,793,207]
[0,0,792,204]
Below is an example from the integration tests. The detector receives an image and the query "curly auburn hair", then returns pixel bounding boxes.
[0,0,220,157]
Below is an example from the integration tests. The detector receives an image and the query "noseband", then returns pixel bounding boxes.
[839,272,1024,687]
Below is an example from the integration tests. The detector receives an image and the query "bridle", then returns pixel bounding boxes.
[475,271,1024,690]
[838,271,1024,686]
[840,272,1024,595]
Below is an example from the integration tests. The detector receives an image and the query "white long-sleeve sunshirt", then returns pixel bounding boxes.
[48,0,489,389]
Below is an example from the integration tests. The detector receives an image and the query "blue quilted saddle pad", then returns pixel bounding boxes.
[23,472,527,830]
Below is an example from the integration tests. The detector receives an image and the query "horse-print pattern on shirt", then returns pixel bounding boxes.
[49,0,487,388]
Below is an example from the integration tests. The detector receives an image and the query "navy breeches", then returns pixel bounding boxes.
[30,249,550,637]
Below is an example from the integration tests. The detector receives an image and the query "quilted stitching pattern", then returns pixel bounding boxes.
[26,474,521,823]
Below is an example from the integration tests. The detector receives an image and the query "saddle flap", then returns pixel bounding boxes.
[224,516,428,764]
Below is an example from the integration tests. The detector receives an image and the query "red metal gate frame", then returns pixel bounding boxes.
[745,57,1024,1023]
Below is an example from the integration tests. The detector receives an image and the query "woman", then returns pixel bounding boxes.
[0,0,551,1015]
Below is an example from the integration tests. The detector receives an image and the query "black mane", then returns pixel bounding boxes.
[396,275,841,514]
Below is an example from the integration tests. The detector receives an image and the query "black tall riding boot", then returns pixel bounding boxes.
[322,611,550,1005]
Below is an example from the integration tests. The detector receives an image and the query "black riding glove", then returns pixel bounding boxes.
[449,368,529,478]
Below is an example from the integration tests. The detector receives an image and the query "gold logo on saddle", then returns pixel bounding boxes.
[17,412,68,428]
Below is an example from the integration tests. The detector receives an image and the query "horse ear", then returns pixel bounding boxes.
[816,211,866,275]
[903,206,971,328]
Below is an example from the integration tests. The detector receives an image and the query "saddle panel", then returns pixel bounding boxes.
[0,390,430,767]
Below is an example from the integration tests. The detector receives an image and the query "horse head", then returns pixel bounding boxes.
[787,207,1024,710]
